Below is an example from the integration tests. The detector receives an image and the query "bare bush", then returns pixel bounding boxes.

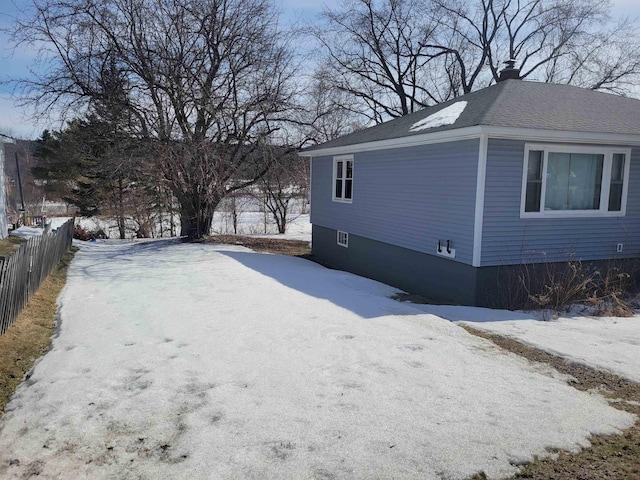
[73,224,106,241]
[526,260,594,311]
[500,258,640,316]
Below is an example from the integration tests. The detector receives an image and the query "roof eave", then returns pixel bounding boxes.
[299,126,485,157]
[299,125,640,157]
[482,126,640,146]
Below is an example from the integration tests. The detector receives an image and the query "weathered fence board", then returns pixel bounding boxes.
[0,219,74,335]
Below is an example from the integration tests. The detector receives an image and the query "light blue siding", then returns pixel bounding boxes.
[481,139,640,266]
[311,140,479,265]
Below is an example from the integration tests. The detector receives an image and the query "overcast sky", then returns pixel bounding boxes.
[1,0,639,139]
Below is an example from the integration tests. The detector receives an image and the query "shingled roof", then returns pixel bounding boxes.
[304,80,640,153]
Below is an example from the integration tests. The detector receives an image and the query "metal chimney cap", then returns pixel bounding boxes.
[498,59,521,81]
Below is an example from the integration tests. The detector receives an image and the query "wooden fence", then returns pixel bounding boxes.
[0,219,74,335]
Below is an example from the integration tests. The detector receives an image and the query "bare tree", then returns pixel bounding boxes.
[10,0,298,239]
[295,67,370,147]
[220,189,252,235]
[254,145,308,234]
[316,0,640,123]
[431,0,640,92]
[312,0,443,123]
[538,17,640,94]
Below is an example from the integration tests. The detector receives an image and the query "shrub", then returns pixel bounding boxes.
[526,260,594,311]
[500,258,639,316]
[73,224,107,241]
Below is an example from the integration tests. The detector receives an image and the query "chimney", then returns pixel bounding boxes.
[498,59,521,82]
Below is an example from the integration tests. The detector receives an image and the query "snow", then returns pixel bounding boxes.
[409,101,468,132]
[9,226,45,239]
[212,212,311,241]
[406,304,640,384]
[0,240,634,479]
[462,315,640,384]
[43,201,311,241]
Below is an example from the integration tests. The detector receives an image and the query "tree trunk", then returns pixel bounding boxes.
[179,201,216,240]
[231,195,238,234]
[168,191,175,237]
[274,204,287,234]
[117,177,126,240]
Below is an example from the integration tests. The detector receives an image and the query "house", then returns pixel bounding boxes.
[301,71,640,307]
[0,134,16,239]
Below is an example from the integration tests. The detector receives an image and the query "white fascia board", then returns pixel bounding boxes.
[479,126,640,146]
[300,126,640,158]
[300,126,485,157]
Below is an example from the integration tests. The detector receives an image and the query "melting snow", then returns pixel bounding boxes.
[409,101,467,132]
[461,315,640,384]
[0,240,634,479]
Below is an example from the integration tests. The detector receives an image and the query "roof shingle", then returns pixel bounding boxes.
[304,80,640,152]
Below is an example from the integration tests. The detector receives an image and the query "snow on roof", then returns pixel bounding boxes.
[409,101,467,132]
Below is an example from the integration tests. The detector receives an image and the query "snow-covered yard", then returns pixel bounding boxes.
[459,315,640,385]
[43,197,311,240]
[0,240,636,479]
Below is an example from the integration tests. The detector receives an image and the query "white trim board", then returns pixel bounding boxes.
[519,143,631,219]
[472,135,488,267]
[301,127,484,158]
[300,126,640,158]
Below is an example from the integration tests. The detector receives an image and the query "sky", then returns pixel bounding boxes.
[1,0,639,139]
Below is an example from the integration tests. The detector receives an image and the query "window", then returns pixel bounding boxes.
[337,230,349,247]
[333,155,353,202]
[609,153,625,211]
[521,144,630,217]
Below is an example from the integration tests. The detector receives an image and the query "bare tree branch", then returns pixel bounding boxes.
[9,0,299,239]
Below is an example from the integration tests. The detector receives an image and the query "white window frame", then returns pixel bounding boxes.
[520,143,631,218]
[332,155,354,203]
[337,230,349,247]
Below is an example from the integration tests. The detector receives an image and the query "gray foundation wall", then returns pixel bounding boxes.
[312,224,498,306]
[312,225,639,308]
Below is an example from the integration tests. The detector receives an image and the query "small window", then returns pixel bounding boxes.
[521,144,630,218]
[609,153,625,211]
[333,155,353,202]
[525,150,543,212]
[337,230,348,247]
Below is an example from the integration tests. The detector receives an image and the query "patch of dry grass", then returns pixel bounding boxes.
[0,247,77,414]
[0,236,26,257]
[207,234,311,257]
[463,325,640,480]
